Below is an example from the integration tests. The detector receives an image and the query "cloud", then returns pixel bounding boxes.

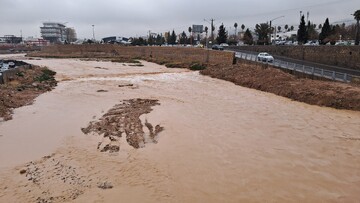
[0,0,358,39]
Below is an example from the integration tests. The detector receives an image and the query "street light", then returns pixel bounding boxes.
[269,16,284,44]
[92,25,95,41]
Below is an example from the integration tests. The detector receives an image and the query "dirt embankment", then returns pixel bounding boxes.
[200,60,360,111]
[0,66,57,120]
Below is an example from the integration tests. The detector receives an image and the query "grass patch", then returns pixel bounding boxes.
[35,69,56,82]
[190,63,206,70]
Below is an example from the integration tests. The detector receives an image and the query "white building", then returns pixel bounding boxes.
[40,22,67,43]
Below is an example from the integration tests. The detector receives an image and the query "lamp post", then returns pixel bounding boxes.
[92,25,95,41]
[269,16,284,44]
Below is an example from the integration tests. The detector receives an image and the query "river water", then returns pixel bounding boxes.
[0,57,359,202]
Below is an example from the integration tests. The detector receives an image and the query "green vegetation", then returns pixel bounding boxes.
[189,63,206,70]
[297,15,307,44]
[319,18,332,45]
[16,72,24,77]
[35,69,56,82]
[255,23,270,45]
[243,29,254,45]
[354,10,360,45]
[216,24,227,44]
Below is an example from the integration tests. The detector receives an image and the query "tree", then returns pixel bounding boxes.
[241,24,245,31]
[319,18,332,44]
[307,21,319,40]
[155,34,165,45]
[290,25,294,31]
[318,24,322,29]
[169,30,177,45]
[277,26,282,32]
[353,9,360,45]
[284,24,289,31]
[204,26,209,47]
[188,27,192,45]
[179,31,187,45]
[216,23,227,44]
[234,22,238,39]
[297,15,307,44]
[254,23,271,45]
[243,28,253,45]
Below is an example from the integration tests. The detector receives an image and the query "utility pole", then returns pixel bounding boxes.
[269,16,285,44]
[204,18,215,46]
[210,18,215,44]
[92,25,95,41]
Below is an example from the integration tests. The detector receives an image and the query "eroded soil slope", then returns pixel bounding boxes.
[0,66,57,120]
[201,61,360,111]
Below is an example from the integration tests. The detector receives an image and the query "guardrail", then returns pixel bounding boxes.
[235,52,352,82]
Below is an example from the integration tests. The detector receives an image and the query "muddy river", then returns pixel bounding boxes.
[0,56,360,202]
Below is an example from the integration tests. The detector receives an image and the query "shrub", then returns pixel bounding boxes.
[190,63,206,70]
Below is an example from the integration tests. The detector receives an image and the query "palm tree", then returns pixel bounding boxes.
[234,23,238,40]
[241,24,245,31]
[255,23,271,45]
[353,9,360,45]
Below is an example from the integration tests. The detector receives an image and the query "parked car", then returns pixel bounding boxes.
[257,52,274,63]
[220,43,229,47]
[212,45,224,50]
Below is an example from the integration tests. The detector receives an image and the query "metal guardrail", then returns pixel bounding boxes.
[235,52,352,82]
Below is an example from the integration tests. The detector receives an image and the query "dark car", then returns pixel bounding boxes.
[211,45,224,50]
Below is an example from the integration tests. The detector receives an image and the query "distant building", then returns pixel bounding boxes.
[24,37,49,46]
[101,36,130,44]
[0,35,22,44]
[40,22,67,43]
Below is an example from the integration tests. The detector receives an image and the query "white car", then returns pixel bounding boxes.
[257,52,274,63]
[220,43,229,47]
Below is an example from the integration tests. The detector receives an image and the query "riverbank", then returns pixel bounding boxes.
[200,60,360,111]
[0,65,56,120]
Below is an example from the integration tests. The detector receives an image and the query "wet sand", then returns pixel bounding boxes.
[1,56,360,202]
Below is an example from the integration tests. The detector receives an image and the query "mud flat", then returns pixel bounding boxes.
[0,57,360,202]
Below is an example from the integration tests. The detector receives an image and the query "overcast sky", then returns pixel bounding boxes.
[1,0,359,39]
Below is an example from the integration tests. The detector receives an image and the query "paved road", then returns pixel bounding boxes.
[226,48,360,77]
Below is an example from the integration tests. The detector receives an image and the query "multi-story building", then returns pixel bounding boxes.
[40,22,67,43]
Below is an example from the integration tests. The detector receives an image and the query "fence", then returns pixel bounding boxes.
[235,52,354,82]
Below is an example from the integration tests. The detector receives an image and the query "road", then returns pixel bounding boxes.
[226,48,360,77]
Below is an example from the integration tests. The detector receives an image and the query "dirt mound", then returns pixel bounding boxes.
[81,99,164,151]
[0,66,57,120]
[200,61,360,111]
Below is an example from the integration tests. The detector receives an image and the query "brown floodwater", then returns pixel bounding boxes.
[0,56,360,202]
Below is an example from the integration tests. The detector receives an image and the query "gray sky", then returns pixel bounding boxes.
[1,0,359,39]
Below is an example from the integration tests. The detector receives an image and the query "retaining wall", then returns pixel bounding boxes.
[229,46,360,70]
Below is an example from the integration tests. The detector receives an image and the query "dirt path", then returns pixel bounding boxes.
[0,57,360,202]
